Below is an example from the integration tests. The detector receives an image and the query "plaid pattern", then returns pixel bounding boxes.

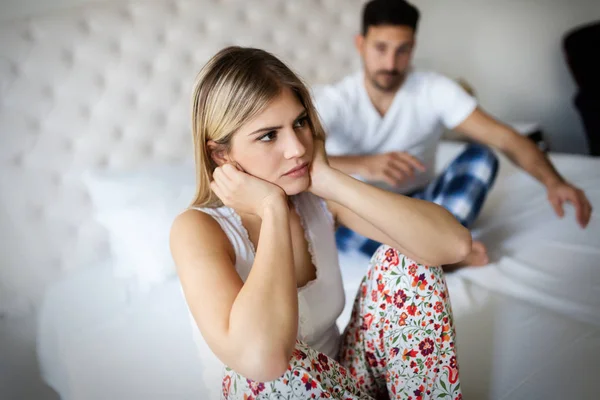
[336,143,499,257]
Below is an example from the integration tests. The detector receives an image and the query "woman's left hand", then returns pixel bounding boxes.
[308,138,335,198]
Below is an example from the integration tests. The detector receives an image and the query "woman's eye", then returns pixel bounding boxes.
[258,131,277,142]
[294,117,308,129]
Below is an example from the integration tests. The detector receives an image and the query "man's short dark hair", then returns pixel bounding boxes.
[362,0,420,35]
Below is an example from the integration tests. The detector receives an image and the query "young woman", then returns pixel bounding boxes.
[170,46,471,399]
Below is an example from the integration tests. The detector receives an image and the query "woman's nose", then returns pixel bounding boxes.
[283,129,306,159]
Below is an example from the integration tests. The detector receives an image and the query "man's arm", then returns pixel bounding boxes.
[455,107,593,227]
[329,153,426,187]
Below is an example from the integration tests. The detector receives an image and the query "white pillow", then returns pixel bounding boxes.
[83,164,226,398]
[82,163,196,294]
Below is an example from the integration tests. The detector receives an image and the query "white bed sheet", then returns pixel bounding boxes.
[38,142,600,400]
[38,262,207,400]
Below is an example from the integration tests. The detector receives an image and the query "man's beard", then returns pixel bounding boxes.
[369,69,405,92]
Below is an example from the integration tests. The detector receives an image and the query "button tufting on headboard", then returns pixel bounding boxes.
[0,0,364,316]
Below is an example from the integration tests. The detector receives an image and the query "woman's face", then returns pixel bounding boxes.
[227,87,314,195]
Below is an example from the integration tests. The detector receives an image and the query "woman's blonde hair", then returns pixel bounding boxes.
[190,46,326,208]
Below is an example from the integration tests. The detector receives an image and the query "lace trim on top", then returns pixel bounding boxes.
[227,207,256,255]
[291,195,319,292]
[226,194,319,291]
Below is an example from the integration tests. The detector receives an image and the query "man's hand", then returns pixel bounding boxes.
[358,152,426,187]
[455,107,593,228]
[547,181,593,228]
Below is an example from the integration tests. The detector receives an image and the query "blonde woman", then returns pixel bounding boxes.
[170,46,471,399]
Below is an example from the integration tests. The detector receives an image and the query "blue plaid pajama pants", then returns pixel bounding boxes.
[336,143,500,256]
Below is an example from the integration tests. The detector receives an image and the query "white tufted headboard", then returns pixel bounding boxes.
[0,0,365,316]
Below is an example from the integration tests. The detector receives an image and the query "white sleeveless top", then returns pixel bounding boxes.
[187,192,346,376]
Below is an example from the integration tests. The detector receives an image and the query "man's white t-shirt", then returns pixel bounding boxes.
[313,69,478,194]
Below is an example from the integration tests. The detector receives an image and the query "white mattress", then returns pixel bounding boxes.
[37,142,600,400]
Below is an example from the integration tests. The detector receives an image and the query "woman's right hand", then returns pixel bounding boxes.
[211,163,286,218]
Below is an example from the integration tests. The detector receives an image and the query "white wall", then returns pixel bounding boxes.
[1,0,598,154]
[0,0,108,20]
[412,0,598,154]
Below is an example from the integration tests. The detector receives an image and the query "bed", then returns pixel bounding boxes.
[36,142,600,400]
[0,1,598,399]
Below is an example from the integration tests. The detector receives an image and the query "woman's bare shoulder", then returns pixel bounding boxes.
[170,208,235,266]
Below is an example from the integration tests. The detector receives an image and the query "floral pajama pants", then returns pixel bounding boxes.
[222,245,461,400]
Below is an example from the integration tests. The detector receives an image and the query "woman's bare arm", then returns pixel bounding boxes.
[309,141,471,266]
[170,202,297,382]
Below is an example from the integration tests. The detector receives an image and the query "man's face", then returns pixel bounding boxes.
[357,25,416,92]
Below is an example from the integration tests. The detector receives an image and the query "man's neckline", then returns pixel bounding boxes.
[361,70,410,118]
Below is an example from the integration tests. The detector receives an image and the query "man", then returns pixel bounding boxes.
[314,0,592,267]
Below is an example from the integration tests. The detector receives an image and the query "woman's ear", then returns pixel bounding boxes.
[207,140,230,166]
